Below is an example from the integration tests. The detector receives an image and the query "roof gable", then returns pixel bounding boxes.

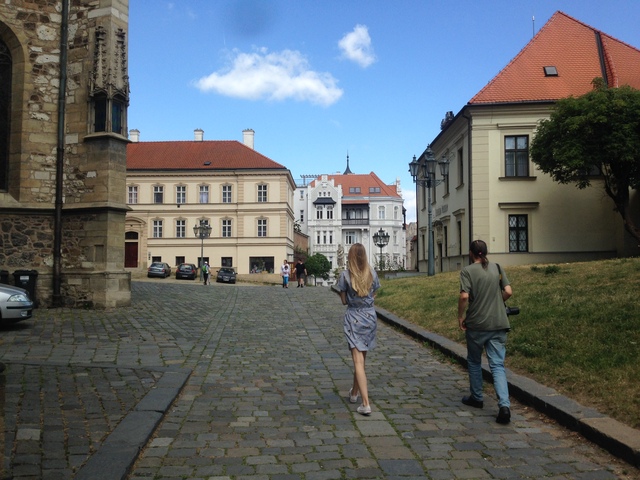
[470,11,640,105]
[312,172,401,199]
[126,140,286,171]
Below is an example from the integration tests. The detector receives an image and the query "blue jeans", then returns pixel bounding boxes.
[465,329,510,408]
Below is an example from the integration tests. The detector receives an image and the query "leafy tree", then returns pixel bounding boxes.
[530,79,640,243]
[305,253,331,283]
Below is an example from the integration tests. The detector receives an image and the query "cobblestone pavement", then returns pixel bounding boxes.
[0,280,636,479]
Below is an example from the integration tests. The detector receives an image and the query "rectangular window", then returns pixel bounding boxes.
[316,207,323,220]
[327,207,333,219]
[176,256,185,266]
[258,184,268,202]
[349,187,361,193]
[176,219,186,238]
[457,147,464,186]
[199,185,209,204]
[378,206,385,219]
[222,185,232,203]
[153,186,164,204]
[222,219,232,238]
[505,135,529,177]
[128,185,138,204]
[153,220,163,238]
[300,210,304,223]
[369,187,381,193]
[509,215,529,252]
[316,232,321,244]
[329,230,333,244]
[345,231,355,245]
[323,231,327,244]
[221,257,233,267]
[299,190,304,199]
[176,185,186,204]
[257,219,267,237]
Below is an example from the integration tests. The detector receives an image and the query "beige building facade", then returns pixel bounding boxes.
[126,130,296,275]
[414,12,640,273]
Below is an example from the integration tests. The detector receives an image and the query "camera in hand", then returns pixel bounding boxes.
[505,306,520,316]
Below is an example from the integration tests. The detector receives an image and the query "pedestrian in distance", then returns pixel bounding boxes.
[280,259,290,288]
[336,243,380,416]
[458,239,513,424]
[294,258,307,288]
[202,262,210,285]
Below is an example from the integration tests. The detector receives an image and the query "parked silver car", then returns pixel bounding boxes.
[0,284,34,323]
[147,262,172,278]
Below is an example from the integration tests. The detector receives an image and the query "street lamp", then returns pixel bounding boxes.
[193,219,212,280]
[372,228,390,272]
[409,145,450,276]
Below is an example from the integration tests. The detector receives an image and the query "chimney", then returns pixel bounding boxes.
[194,128,204,141]
[129,129,140,142]
[242,128,254,149]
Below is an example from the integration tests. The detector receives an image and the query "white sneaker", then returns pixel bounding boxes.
[357,404,372,416]
[348,388,359,404]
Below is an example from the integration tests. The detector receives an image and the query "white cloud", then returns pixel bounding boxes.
[338,24,376,68]
[194,48,343,107]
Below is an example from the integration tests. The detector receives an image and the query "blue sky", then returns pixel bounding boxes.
[128,0,640,222]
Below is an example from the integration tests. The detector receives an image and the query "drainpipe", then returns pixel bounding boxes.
[463,109,473,258]
[52,0,69,307]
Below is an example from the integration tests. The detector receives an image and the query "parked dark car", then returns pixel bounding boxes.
[176,263,197,280]
[216,267,237,284]
[147,262,172,278]
[0,284,34,323]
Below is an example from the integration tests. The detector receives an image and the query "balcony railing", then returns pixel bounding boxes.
[342,218,369,226]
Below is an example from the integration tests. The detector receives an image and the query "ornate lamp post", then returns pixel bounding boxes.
[409,145,450,276]
[372,228,390,272]
[193,219,212,280]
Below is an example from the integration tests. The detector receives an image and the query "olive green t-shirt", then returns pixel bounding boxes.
[460,262,510,331]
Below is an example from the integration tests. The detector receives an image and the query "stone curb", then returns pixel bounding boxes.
[74,369,191,480]
[370,303,640,468]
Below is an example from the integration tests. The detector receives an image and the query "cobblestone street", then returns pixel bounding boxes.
[0,281,635,479]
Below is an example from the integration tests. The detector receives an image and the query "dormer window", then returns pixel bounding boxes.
[543,66,558,77]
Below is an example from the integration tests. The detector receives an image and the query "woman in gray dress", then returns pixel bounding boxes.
[337,243,380,416]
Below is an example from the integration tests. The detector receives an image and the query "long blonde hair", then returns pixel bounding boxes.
[347,243,373,297]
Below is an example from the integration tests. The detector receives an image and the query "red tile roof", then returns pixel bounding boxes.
[311,172,401,198]
[470,11,640,105]
[127,140,287,171]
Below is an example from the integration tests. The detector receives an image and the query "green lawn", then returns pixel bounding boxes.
[375,257,640,429]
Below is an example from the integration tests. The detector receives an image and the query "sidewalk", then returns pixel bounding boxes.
[0,281,636,479]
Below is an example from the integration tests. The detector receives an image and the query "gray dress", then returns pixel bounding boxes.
[337,269,380,351]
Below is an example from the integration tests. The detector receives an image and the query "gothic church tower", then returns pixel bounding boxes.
[0,1,131,307]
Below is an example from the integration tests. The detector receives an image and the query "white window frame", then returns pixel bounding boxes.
[222,219,232,238]
[152,219,163,238]
[199,185,209,204]
[222,185,232,204]
[257,218,267,237]
[176,219,186,238]
[176,185,186,204]
[127,185,138,204]
[258,184,268,203]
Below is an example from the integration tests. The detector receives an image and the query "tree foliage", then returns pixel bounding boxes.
[305,253,332,281]
[530,79,640,243]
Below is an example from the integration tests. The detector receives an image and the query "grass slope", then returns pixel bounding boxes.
[375,258,640,429]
